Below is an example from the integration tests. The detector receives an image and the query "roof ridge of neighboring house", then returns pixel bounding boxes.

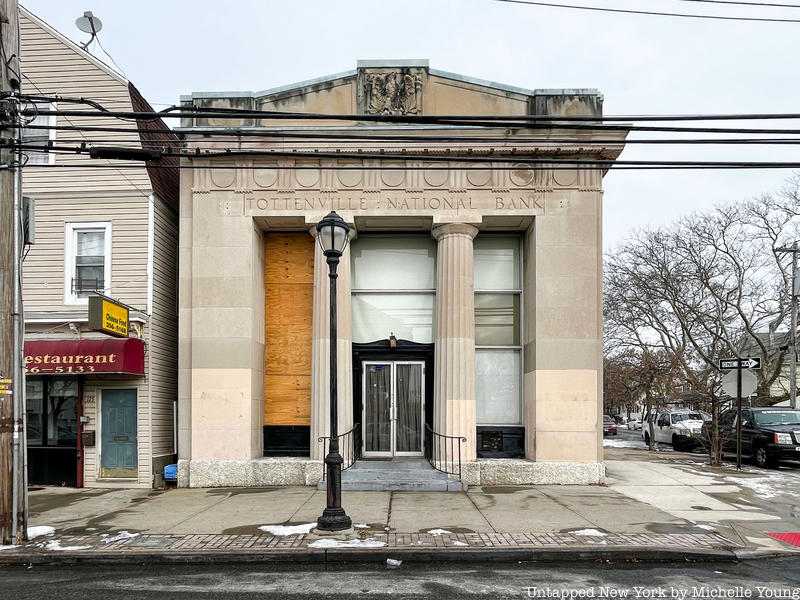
[128,82,180,211]
[20,4,128,85]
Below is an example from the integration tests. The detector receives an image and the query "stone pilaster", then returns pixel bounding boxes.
[432,223,479,461]
[187,194,264,461]
[524,192,603,463]
[309,228,355,460]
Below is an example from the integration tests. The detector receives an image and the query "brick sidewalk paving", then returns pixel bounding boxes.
[2,531,738,555]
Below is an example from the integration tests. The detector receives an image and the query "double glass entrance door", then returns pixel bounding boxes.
[362,361,424,457]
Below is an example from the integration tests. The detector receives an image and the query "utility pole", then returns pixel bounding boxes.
[0,0,20,546]
[777,243,799,410]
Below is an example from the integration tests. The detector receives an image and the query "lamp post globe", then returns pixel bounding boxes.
[315,211,352,532]
[316,211,350,257]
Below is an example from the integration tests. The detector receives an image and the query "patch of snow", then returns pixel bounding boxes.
[603,439,646,449]
[101,531,139,544]
[696,524,716,531]
[427,528,452,536]
[43,539,91,551]
[258,523,316,536]
[27,526,55,539]
[451,541,469,546]
[308,538,387,548]
[0,544,18,551]
[724,475,784,499]
[353,523,369,529]
[386,558,402,567]
[85,528,97,532]
[571,529,607,537]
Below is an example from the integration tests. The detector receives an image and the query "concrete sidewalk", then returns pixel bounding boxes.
[2,454,799,564]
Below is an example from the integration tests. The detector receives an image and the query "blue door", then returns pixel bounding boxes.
[101,389,138,478]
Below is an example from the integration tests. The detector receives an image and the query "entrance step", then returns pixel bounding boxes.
[317,458,466,492]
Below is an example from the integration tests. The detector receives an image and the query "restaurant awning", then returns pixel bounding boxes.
[24,338,145,375]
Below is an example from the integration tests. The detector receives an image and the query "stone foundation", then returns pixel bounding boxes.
[178,458,604,488]
[464,459,605,486]
[180,458,323,488]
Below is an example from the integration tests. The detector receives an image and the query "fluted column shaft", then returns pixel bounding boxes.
[310,228,355,460]
[432,223,479,461]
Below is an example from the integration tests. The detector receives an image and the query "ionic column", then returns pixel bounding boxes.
[432,223,479,461]
[310,227,355,460]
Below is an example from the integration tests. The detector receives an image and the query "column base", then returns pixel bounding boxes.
[316,507,353,532]
[308,527,356,540]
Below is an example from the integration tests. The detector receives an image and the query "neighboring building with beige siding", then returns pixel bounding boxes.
[19,7,179,488]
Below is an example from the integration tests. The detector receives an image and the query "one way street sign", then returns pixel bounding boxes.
[719,357,761,370]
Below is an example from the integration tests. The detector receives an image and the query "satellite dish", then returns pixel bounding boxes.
[75,11,102,49]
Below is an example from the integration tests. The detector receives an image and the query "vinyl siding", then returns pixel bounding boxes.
[20,11,153,194]
[21,194,149,311]
[149,197,178,455]
[20,8,179,488]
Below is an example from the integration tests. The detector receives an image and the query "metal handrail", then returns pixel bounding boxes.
[425,423,466,481]
[319,423,361,481]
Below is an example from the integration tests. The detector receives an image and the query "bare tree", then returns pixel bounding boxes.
[604,178,800,462]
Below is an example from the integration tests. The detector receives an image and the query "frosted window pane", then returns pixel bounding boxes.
[476,350,521,425]
[351,237,436,290]
[474,237,520,291]
[352,294,434,343]
[475,294,519,346]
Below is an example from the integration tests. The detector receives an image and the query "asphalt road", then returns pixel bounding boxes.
[610,425,800,470]
[3,557,800,599]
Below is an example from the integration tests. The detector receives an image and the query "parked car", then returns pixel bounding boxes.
[711,407,800,469]
[627,418,642,430]
[603,415,618,436]
[642,410,705,450]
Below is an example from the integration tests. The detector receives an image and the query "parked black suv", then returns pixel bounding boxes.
[714,407,800,468]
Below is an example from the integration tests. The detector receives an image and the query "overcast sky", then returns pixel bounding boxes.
[21,0,800,248]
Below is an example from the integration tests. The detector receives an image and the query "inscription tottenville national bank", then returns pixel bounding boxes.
[247,194,545,214]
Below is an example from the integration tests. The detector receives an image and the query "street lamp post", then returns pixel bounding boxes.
[315,211,352,532]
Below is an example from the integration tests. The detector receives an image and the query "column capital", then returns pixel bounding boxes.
[431,223,479,241]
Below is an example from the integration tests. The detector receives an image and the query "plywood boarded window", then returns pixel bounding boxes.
[264,234,314,425]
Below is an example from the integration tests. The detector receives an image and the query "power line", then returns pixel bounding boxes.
[14,95,800,123]
[18,162,800,170]
[43,135,800,146]
[491,0,800,22]
[25,119,800,135]
[10,143,800,169]
[20,73,154,200]
[674,0,800,9]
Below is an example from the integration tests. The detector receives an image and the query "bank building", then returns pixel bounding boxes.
[177,60,626,488]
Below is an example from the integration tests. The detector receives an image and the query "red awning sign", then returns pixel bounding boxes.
[24,339,145,375]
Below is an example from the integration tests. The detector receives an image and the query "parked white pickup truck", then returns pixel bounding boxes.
[642,410,707,451]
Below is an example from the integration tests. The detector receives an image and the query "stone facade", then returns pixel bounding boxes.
[177,60,626,486]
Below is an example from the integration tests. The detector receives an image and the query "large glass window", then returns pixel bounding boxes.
[474,236,522,425]
[351,236,436,343]
[26,377,78,447]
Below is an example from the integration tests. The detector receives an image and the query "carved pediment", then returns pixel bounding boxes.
[358,68,424,115]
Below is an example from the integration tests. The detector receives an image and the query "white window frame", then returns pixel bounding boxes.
[21,102,56,166]
[474,235,523,426]
[64,222,112,305]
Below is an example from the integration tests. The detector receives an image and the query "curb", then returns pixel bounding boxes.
[0,546,741,566]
